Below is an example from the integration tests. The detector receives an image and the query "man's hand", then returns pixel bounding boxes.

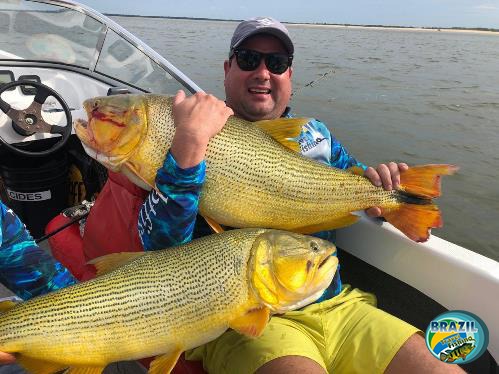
[364,162,409,217]
[170,91,234,169]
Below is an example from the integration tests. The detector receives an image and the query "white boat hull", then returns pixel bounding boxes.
[337,217,499,361]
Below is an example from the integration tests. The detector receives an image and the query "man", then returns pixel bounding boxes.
[137,17,463,374]
[0,200,76,301]
[0,200,154,372]
[0,200,77,367]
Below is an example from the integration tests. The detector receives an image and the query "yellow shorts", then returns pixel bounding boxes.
[186,285,420,374]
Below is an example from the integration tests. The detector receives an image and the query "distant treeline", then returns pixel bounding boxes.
[105,14,499,33]
[326,23,499,32]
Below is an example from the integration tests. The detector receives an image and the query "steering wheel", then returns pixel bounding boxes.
[0,80,72,157]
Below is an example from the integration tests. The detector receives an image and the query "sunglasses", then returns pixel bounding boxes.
[231,49,293,75]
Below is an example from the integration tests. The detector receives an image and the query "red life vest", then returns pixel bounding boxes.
[82,171,149,261]
[47,170,205,373]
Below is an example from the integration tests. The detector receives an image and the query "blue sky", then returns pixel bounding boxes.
[79,0,499,28]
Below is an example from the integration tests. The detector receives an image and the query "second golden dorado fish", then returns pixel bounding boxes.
[74,94,458,242]
[0,229,337,373]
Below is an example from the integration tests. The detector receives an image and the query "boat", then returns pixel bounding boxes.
[0,1,497,373]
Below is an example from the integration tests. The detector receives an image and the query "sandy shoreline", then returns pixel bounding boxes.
[288,23,498,35]
[108,15,498,35]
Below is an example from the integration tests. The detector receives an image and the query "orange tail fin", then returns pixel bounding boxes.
[381,204,442,242]
[381,164,458,242]
[399,164,459,198]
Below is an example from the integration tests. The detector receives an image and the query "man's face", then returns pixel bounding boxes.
[224,34,293,121]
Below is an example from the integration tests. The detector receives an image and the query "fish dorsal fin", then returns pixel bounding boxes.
[16,355,68,374]
[254,118,310,153]
[202,215,225,233]
[88,252,145,276]
[149,348,183,374]
[347,166,365,176]
[229,306,270,338]
[0,300,19,313]
[292,214,360,234]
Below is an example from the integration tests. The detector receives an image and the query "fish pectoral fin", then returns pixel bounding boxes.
[254,118,310,153]
[88,252,145,276]
[65,366,106,374]
[149,348,183,374]
[346,166,365,176]
[16,355,68,374]
[229,306,270,338]
[293,214,360,234]
[202,215,225,233]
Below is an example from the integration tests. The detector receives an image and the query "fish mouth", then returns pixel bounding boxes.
[75,118,88,129]
[317,256,337,279]
[79,142,120,171]
[318,245,336,270]
[318,254,331,269]
[313,248,338,290]
[74,118,89,142]
[73,118,122,171]
[282,247,338,307]
[271,254,338,313]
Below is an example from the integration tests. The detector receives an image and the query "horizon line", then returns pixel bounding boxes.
[104,13,499,32]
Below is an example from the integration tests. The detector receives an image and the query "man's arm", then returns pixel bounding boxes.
[0,202,77,300]
[138,91,233,251]
[138,152,206,250]
[170,91,233,168]
[327,125,409,217]
[364,162,409,217]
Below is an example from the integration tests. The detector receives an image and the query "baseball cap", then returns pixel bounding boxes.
[229,17,294,58]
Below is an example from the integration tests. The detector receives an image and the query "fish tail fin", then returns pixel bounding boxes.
[439,352,448,362]
[399,164,459,198]
[381,203,442,243]
[380,164,458,242]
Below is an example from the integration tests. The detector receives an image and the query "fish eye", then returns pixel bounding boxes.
[92,100,100,109]
[310,241,319,252]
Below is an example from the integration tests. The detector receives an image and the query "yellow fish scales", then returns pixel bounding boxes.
[0,229,337,373]
[75,94,458,242]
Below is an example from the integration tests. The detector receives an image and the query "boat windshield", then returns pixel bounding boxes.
[0,2,103,68]
[0,1,193,94]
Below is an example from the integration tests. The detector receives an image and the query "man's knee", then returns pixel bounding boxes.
[256,355,326,374]
[386,333,465,373]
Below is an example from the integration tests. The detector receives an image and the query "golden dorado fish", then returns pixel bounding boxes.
[74,94,458,242]
[0,229,337,374]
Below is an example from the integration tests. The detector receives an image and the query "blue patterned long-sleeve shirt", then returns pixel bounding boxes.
[0,201,76,300]
[138,113,366,302]
[138,152,206,250]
